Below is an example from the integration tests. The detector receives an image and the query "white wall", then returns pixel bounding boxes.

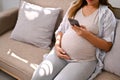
[109,0,120,8]
[0,0,20,11]
[0,0,120,12]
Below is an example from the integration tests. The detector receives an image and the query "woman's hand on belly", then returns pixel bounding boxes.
[55,45,71,60]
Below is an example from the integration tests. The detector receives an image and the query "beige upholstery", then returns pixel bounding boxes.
[95,71,120,80]
[0,0,74,80]
[113,7,120,19]
[0,31,50,80]
[0,0,120,80]
[0,8,18,35]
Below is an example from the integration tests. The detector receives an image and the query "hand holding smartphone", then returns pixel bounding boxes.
[68,18,80,27]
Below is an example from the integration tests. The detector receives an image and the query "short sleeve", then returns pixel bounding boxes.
[55,3,74,35]
[102,9,117,43]
[55,16,70,35]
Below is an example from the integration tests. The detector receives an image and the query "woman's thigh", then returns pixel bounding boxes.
[54,60,97,80]
[31,48,67,80]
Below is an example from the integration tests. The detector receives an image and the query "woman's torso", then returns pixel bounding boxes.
[61,8,99,61]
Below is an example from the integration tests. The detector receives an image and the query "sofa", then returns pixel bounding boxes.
[0,0,120,80]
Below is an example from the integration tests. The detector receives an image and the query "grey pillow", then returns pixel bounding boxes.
[11,1,61,49]
[104,19,120,76]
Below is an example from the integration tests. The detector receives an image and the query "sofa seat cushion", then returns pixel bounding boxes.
[94,71,120,80]
[0,31,50,80]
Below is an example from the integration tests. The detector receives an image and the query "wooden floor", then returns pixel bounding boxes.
[0,70,16,80]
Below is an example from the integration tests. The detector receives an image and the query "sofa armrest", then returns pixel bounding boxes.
[0,7,19,35]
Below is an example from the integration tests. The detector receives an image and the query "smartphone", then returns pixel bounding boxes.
[68,18,80,27]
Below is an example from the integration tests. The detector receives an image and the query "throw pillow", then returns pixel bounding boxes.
[10,1,61,49]
[104,19,120,76]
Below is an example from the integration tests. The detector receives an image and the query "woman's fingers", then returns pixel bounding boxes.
[72,25,88,36]
[58,52,71,60]
[59,47,66,54]
[55,42,71,60]
[72,26,82,35]
[55,46,71,60]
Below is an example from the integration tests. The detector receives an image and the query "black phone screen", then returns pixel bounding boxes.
[68,18,80,27]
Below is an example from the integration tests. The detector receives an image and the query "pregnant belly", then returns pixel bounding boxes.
[61,28,96,60]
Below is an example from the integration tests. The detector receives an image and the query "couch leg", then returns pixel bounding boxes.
[0,67,21,80]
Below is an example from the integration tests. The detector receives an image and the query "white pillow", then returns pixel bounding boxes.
[104,19,120,76]
[11,1,61,49]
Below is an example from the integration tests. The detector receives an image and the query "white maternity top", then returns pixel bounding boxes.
[61,9,99,61]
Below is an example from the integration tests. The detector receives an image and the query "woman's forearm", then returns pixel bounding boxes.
[72,26,112,52]
[82,32,112,52]
[55,32,63,47]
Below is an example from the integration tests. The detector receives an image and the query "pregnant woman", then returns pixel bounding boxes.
[31,0,116,80]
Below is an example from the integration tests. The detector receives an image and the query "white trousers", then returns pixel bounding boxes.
[31,49,97,80]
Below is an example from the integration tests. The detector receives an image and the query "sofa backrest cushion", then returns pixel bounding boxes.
[0,8,18,35]
[23,0,73,14]
[104,19,120,77]
[20,0,74,44]
[113,7,120,19]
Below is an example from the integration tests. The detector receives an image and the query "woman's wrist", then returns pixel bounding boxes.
[81,30,93,39]
[55,42,61,48]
